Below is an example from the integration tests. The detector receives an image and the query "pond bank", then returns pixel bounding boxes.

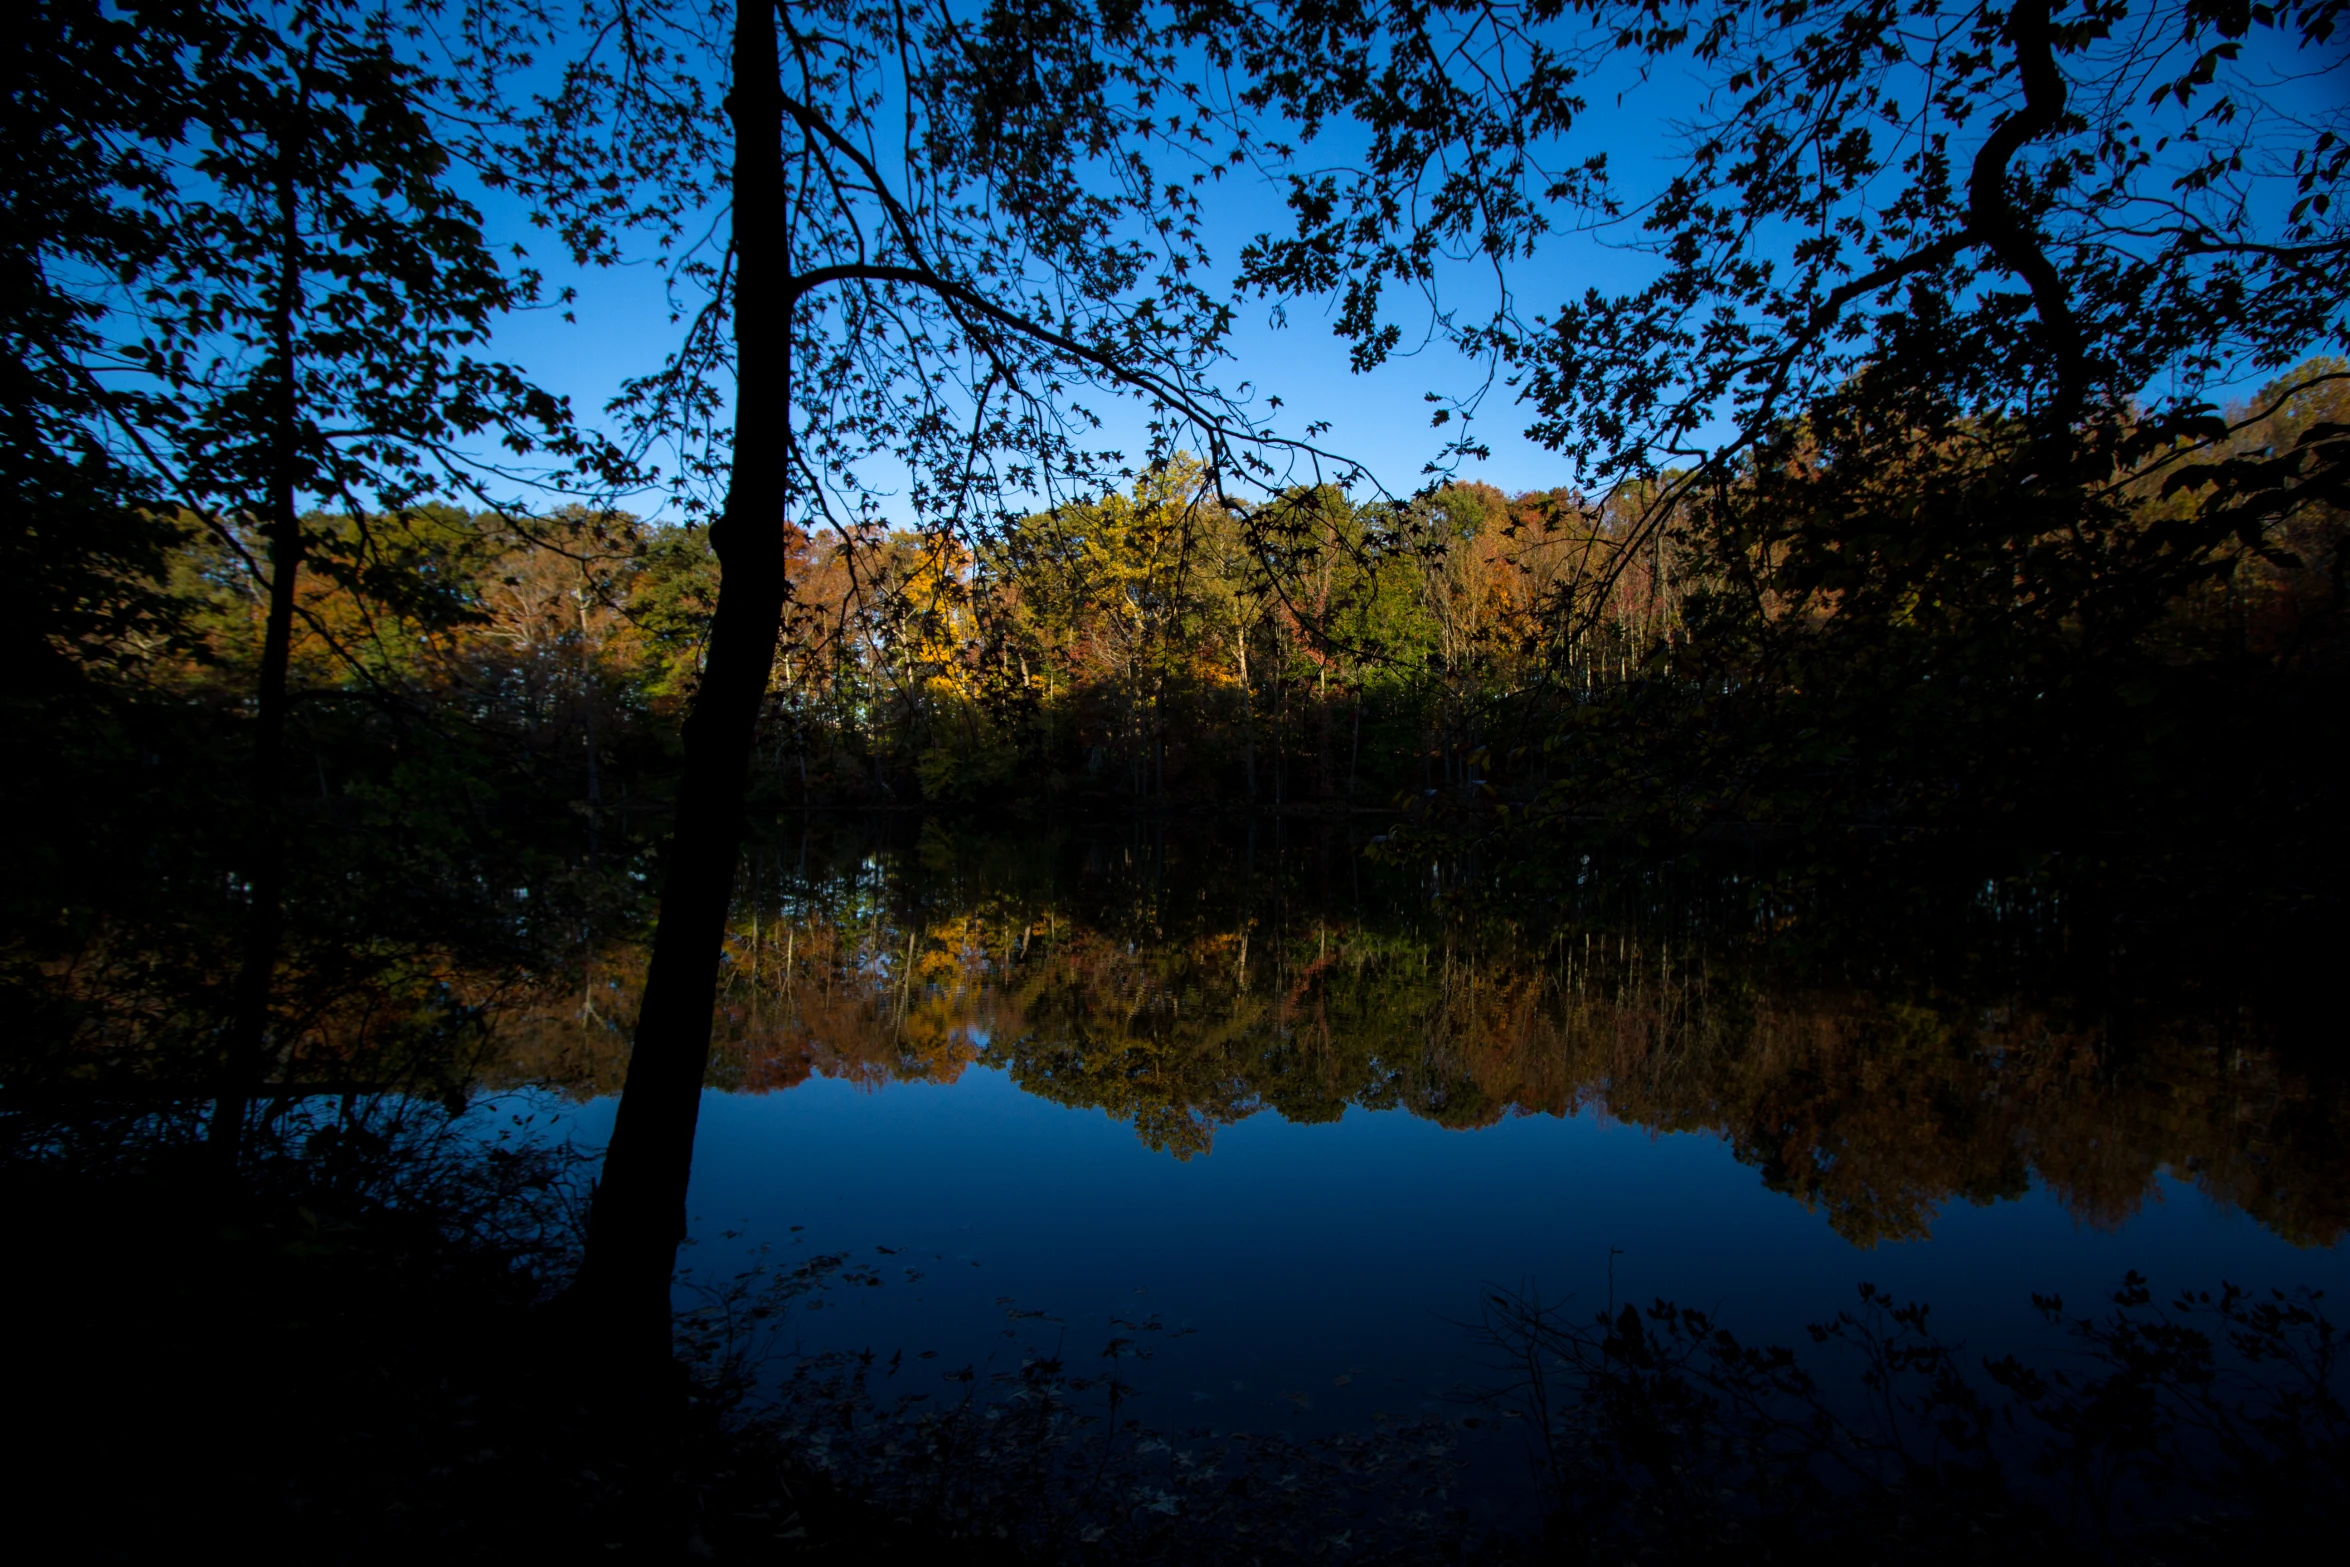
[6,1148,2340,1563]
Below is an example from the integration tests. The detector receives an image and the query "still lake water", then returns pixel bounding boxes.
[525,816,2347,1441]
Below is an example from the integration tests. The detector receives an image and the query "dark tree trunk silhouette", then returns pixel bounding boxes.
[569,4,793,1351]
[210,136,307,1167]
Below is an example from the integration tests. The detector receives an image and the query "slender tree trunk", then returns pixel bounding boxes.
[210,134,308,1166]
[570,5,793,1352]
[581,589,602,869]
[1153,668,1166,805]
[1237,615,1255,801]
[1317,657,1331,798]
[1272,664,1286,810]
[1347,686,1362,800]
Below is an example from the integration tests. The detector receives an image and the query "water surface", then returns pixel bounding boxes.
[520,817,2347,1437]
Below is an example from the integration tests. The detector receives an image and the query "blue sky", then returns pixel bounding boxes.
[472,12,2345,526]
[481,179,1612,517]
[471,29,1681,520]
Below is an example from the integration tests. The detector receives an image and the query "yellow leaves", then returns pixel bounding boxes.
[487,869,2341,1249]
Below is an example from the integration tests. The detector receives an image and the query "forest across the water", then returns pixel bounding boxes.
[46,360,2345,842]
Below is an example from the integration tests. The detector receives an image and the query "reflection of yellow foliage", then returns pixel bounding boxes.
[482,891,2350,1250]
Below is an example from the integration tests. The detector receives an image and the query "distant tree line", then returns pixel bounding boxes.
[97,370,2346,843]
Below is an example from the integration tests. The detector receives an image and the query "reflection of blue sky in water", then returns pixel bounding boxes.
[558,1065,2350,1442]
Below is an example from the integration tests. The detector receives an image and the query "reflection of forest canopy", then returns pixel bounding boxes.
[488,827,2349,1252]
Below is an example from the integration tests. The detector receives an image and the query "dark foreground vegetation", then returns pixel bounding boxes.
[8,1117,2347,1563]
[7,0,2348,1559]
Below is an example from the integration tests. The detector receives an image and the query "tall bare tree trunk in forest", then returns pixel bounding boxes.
[1235,606,1256,801]
[569,6,793,1351]
[1348,686,1362,800]
[1272,656,1286,809]
[1317,656,1330,798]
[580,582,603,868]
[210,136,308,1168]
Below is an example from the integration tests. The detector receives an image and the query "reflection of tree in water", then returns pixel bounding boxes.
[488,822,2348,1250]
